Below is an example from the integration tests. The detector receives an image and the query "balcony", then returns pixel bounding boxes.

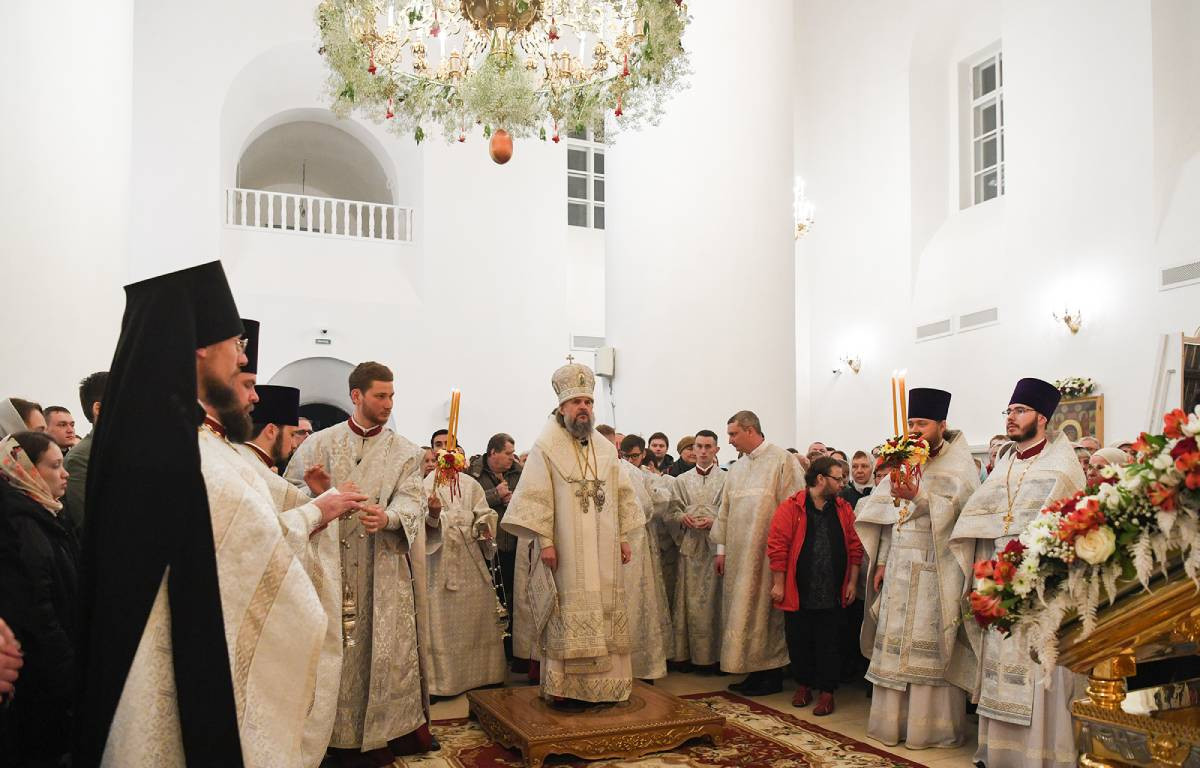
[224,187,413,243]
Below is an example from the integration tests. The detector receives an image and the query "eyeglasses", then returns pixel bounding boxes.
[235,337,250,353]
[294,429,313,436]
[824,474,846,484]
[1002,406,1036,417]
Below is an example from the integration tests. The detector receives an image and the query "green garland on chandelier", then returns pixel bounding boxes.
[315,0,691,146]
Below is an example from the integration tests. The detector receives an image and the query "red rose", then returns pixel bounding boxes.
[1170,436,1198,461]
[969,591,1007,625]
[1002,539,1026,558]
[974,560,996,581]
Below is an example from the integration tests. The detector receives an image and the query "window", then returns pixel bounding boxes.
[968,50,1004,205]
[567,128,605,229]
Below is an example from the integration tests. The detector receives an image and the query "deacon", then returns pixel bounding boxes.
[231,377,360,768]
[856,387,979,749]
[423,447,507,696]
[668,429,725,671]
[950,378,1086,768]
[618,434,671,682]
[711,410,803,695]
[285,361,439,763]
[501,361,643,704]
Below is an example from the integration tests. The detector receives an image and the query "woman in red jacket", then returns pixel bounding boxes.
[767,456,863,716]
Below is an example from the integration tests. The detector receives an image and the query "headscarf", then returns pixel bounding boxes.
[1092,447,1129,467]
[0,435,63,514]
[0,398,26,438]
[74,261,245,767]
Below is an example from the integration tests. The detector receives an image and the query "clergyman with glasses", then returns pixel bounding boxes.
[950,377,1086,768]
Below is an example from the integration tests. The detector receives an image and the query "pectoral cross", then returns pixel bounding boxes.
[573,479,606,514]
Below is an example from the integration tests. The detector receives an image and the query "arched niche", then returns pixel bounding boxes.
[237,119,393,205]
[268,356,355,415]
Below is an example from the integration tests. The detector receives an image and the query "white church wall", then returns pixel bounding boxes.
[797,0,1199,456]
[604,0,798,450]
[0,1,133,431]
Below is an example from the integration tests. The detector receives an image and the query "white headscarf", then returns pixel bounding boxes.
[0,398,27,439]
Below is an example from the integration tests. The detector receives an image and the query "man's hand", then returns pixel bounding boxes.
[621,541,632,565]
[890,468,919,501]
[844,581,858,604]
[541,545,558,573]
[681,514,697,529]
[360,503,387,534]
[715,554,725,576]
[428,493,442,516]
[694,517,714,530]
[496,480,511,503]
[313,489,369,527]
[874,565,886,592]
[304,464,332,495]
[0,617,23,700]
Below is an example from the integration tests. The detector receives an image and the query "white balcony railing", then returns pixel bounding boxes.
[224,188,413,243]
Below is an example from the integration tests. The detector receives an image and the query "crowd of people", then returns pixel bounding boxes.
[0,261,1144,768]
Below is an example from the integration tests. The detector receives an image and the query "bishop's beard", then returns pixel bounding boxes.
[558,410,593,442]
[203,374,253,443]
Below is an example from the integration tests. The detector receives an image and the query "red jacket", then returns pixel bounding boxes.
[766,489,863,612]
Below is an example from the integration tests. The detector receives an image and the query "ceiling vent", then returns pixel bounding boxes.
[915,318,953,343]
[569,334,606,350]
[958,306,999,332]
[1161,261,1200,291]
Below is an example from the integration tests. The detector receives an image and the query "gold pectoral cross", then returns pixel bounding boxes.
[574,479,606,514]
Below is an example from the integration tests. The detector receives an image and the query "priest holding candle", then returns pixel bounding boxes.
[856,383,980,749]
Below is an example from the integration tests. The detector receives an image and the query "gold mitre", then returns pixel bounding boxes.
[552,359,595,405]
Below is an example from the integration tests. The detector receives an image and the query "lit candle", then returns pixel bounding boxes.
[890,371,899,436]
[899,369,908,434]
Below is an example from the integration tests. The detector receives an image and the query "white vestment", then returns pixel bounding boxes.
[856,430,979,749]
[950,431,1086,768]
[102,427,325,768]
[285,422,435,751]
[710,441,803,674]
[423,471,507,696]
[233,442,343,768]
[621,461,670,680]
[668,465,725,665]
[501,419,644,702]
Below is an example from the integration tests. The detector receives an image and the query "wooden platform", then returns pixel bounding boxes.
[466,682,725,768]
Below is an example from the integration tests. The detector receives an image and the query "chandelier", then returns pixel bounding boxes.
[316,0,691,163]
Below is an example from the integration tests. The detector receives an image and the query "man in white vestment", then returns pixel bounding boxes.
[617,434,670,681]
[950,378,1086,768]
[231,374,364,768]
[422,447,507,696]
[712,410,804,696]
[285,361,440,765]
[856,387,979,749]
[669,429,724,670]
[501,361,643,705]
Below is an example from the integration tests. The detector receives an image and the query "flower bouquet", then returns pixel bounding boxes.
[433,449,468,501]
[876,433,931,507]
[1053,376,1096,399]
[968,406,1200,680]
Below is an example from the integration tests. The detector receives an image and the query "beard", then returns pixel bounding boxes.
[273,430,293,466]
[203,373,253,443]
[559,410,593,441]
[1010,420,1039,444]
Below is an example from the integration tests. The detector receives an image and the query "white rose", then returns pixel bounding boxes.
[1074,526,1117,565]
[1154,453,1174,471]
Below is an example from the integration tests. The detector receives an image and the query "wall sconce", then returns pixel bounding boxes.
[840,355,862,374]
[794,176,815,239]
[1052,308,1082,335]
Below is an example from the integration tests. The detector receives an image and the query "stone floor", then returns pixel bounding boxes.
[429,670,979,767]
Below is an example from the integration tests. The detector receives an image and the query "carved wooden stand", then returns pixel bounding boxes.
[466,683,725,768]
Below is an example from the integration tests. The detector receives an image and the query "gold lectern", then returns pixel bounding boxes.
[1058,569,1200,767]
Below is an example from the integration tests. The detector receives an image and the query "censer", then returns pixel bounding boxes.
[341,564,358,648]
[480,533,511,642]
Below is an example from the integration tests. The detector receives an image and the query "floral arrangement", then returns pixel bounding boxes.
[1054,376,1096,399]
[316,0,691,146]
[969,406,1200,679]
[875,433,931,472]
[434,448,468,500]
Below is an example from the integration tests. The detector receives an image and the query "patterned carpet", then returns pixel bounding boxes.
[401,691,932,767]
